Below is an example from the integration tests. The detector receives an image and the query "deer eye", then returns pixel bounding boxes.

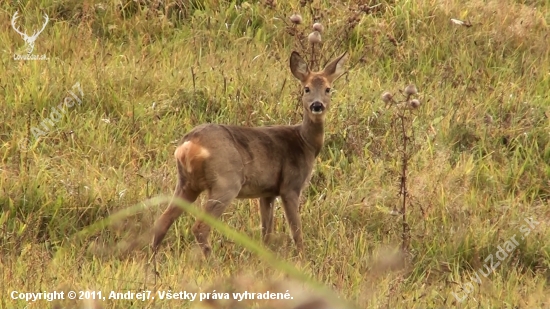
[325,88,331,94]
[304,87,310,93]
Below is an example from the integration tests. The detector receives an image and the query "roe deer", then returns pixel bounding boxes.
[152,51,347,258]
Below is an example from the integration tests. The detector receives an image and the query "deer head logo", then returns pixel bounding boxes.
[11,11,49,55]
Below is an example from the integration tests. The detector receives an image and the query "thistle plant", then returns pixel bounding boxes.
[381,84,422,253]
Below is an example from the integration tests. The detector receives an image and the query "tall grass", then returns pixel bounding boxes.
[1,0,549,308]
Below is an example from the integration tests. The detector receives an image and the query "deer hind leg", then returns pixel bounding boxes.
[280,191,304,255]
[259,196,276,244]
[152,165,200,251]
[192,181,241,258]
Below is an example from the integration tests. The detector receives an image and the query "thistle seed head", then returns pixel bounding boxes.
[265,0,276,8]
[312,22,324,33]
[381,91,393,103]
[308,31,322,44]
[404,84,418,96]
[410,99,421,109]
[290,14,303,25]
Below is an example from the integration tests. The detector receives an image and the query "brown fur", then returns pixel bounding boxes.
[152,51,348,258]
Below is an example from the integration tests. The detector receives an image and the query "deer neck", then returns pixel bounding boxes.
[299,112,325,157]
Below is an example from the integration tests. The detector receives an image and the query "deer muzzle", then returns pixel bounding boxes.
[310,102,325,114]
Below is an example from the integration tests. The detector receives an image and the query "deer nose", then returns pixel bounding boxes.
[310,102,325,114]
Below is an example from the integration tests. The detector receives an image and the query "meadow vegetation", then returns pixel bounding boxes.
[1,0,549,308]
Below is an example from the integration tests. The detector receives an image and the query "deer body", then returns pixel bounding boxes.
[152,51,347,258]
[173,123,318,197]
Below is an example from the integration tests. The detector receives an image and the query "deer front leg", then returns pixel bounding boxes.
[280,191,304,255]
[259,196,276,244]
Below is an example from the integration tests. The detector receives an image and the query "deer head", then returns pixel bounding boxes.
[11,11,49,54]
[290,51,347,124]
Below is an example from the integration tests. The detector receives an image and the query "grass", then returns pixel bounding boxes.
[1,0,549,308]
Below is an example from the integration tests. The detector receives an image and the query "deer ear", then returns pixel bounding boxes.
[290,51,310,83]
[323,52,348,83]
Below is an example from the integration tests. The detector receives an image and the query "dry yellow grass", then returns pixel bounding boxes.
[1,0,549,308]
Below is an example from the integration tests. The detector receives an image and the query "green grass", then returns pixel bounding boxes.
[1,0,549,308]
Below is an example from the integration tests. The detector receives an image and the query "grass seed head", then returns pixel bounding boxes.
[484,113,494,125]
[290,14,303,25]
[313,22,324,33]
[308,31,322,44]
